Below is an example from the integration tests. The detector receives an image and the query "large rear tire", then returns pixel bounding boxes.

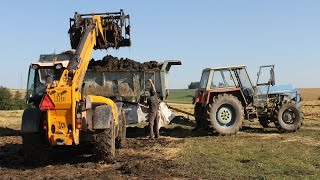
[207,94,244,135]
[274,102,302,132]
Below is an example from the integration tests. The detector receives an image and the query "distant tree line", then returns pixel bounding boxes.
[0,86,26,110]
[188,81,200,89]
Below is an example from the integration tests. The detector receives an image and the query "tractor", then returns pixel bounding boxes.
[193,65,303,135]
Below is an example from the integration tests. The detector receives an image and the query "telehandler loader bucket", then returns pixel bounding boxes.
[68,9,131,50]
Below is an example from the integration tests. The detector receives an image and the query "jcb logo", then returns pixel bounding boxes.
[55,92,66,102]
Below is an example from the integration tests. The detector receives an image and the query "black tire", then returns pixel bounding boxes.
[274,101,302,132]
[207,94,244,135]
[116,108,126,149]
[22,133,48,165]
[94,120,115,162]
[194,103,207,130]
[21,108,41,133]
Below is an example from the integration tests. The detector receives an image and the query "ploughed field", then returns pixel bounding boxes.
[0,89,320,179]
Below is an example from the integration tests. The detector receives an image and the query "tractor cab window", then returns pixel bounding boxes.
[211,70,236,88]
[233,68,254,97]
[199,70,210,89]
[236,69,253,89]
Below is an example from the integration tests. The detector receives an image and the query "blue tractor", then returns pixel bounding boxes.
[193,65,302,135]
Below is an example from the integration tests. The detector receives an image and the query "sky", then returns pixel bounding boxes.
[0,0,319,89]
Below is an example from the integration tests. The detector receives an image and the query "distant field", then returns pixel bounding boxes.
[166,89,195,104]
[166,88,320,103]
[9,89,26,99]
[299,88,320,101]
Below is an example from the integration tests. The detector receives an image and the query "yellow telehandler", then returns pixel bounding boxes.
[21,10,131,163]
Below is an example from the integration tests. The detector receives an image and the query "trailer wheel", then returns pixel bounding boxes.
[22,133,48,165]
[116,108,126,148]
[207,94,244,135]
[94,121,115,162]
[274,102,302,132]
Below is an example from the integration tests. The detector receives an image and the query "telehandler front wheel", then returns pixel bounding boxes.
[207,94,244,135]
[94,123,116,163]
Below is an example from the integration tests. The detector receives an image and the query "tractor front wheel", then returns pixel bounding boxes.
[274,102,302,132]
[207,94,244,135]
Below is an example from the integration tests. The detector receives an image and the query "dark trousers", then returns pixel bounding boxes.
[148,110,160,139]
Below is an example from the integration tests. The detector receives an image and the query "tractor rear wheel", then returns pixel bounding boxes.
[274,102,302,132]
[207,94,244,135]
[94,122,115,163]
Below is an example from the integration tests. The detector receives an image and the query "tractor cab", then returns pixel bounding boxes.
[194,65,254,106]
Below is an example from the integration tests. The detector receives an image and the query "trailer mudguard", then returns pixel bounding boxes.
[93,105,114,129]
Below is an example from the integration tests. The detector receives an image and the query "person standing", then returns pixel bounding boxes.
[147,79,160,139]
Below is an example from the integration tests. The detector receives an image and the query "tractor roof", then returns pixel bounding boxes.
[203,65,246,71]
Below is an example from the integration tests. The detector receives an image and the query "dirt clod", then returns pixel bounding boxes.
[88,55,163,71]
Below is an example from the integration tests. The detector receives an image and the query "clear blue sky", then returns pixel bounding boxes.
[0,0,319,89]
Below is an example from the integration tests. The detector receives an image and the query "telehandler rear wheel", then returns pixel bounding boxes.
[207,94,244,135]
[116,108,126,148]
[94,122,115,163]
[274,102,302,132]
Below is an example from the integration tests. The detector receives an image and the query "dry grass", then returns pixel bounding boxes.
[0,110,23,130]
[299,88,320,101]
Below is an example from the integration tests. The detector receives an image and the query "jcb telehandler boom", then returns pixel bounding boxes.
[22,10,131,163]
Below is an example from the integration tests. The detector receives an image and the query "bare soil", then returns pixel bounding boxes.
[0,127,187,179]
[88,55,162,72]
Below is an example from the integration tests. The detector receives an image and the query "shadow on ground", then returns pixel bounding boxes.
[241,125,281,134]
[127,116,210,138]
[0,141,97,170]
[0,127,21,137]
